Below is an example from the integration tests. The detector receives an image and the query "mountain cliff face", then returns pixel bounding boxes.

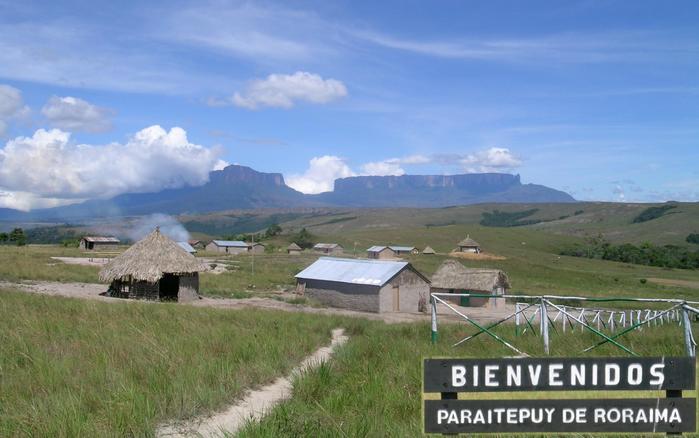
[0,165,575,220]
[314,173,574,207]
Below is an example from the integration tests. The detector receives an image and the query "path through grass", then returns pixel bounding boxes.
[0,290,341,437]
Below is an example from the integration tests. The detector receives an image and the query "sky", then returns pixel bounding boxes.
[0,0,698,210]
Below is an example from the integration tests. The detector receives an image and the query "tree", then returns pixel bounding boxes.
[265,223,282,238]
[291,228,315,249]
[9,228,26,246]
[0,232,8,243]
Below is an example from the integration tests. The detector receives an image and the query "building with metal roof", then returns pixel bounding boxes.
[313,243,344,255]
[366,245,397,260]
[79,236,120,251]
[205,240,264,255]
[295,257,430,313]
[177,241,197,254]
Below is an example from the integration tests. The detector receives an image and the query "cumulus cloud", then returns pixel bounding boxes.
[360,154,430,176]
[286,155,355,194]
[458,147,522,173]
[41,96,112,132]
[231,72,347,109]
[0,125,223,210]
[0,84,31,136]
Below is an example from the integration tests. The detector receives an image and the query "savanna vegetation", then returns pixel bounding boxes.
[632,204,677,223]
[239,320,693,437]
[0,290,343,437]
[561,235,699,270]
[479,208,543,227]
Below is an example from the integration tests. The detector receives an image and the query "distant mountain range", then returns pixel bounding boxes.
[0,165,575,220]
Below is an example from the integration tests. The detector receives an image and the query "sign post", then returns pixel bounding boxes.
[424,357,696,435]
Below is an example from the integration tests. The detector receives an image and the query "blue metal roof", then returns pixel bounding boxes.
[295,257,409,286]
[389,246,415,252]
[212,240,248,247]
[366,245,389,252]
[177,241,196,253]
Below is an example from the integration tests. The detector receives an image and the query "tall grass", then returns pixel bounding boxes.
[239,321,694,437]
[0,290,340,437]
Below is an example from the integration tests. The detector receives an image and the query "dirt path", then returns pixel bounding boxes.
[157,328,349,437]
[0,280,515,324]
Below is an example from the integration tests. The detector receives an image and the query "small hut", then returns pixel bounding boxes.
[79,236,120,250]
[99,228,207,302]
[313,243,344,255]
[430,260,509,308]
[422,246,436,255]
[457,235,481,253]
[287,243,302,255]
[367,245,396,259]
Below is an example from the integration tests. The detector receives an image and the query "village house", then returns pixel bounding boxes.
[367,245,418,259]
[79,236,120,251]
[205,240,265,254]
[99,228,207,302]
[366,245,396,259]
[430,259,509,308]
[295,257,430,313]
[188,239,205,250]
[457,235,481,253]
[287,243,303,255]
[422,246,436,255]
[390,245,419,256]
[313,243,344,255]
[177,241,197,254]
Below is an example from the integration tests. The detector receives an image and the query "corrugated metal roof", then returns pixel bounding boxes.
[313,243,342,249]
[177,241,196,253]
[389,246,415,252]
[295,257,409,286]
[82,236,120,243]
[211,240,248,247]
[366,245,389,252]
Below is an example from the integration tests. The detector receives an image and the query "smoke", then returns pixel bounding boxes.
[126,214,191,242]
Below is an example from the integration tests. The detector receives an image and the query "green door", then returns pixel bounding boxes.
[459,290,470,306]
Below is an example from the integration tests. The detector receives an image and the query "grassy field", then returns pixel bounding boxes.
[0,290,344,437]
[238,321,696,438]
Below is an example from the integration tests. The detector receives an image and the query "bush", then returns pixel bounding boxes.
[632,204,676,223]
[687,234,699,245]
[480,209,541,227]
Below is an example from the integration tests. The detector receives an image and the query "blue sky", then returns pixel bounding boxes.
[0,0,698,209]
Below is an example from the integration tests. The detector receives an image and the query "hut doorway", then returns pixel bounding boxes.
[159,274,179,301]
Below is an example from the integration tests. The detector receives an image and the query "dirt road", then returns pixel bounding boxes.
[0,280,516,324]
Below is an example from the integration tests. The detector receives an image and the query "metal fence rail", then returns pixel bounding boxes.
[430,292,699,357]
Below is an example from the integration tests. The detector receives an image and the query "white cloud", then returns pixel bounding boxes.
[232,72,347,110]
[0,125,223,210]
[41,96,112,132]
[286,155,355,194]
[458,147,522,172]
[360,159,406,176]
[0,84,31,136]
[359,154,430,176]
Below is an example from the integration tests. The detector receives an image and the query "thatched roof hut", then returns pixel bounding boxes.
[431,260,509,292]
[457,235,481,253]
[430,260,509,308]
[287,243,302,254]
[99,228,207,301]
[422,246,436,254]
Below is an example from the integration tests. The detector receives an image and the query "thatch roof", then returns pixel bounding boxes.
[430,260,509,291]
[99,228,208,283]
[422,246,436,254]
[458,235,480,247]
[288,243,302,251]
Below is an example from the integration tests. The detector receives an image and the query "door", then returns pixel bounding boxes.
[392,285,400,312]
[159,274,179,301]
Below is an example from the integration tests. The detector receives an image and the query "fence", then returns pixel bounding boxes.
[430,292,699,357]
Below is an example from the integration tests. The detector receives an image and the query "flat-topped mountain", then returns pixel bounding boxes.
[0,165,575,220]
